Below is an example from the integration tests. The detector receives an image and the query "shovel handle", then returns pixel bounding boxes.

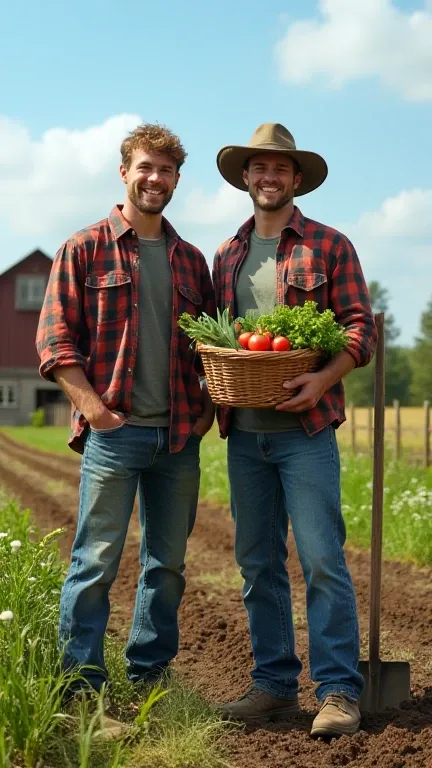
[369,312,385,663]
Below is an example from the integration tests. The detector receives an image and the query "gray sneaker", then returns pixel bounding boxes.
[218,687,299,724]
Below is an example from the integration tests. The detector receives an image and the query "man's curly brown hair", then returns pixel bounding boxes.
[120,123,187,171]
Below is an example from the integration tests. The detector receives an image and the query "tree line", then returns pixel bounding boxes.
[343,281,432,406]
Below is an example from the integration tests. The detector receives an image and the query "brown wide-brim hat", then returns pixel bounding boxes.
[217,122,328,196]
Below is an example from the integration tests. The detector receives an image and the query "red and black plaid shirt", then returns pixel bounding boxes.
[212,206,377,438]
[36,205,216,454]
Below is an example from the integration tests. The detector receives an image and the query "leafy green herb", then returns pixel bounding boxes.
[178,308,240,349]
[254,302,348,354]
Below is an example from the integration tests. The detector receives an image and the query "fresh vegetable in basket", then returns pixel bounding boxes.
[179,301,348,355]
[178,308,239,349]
[237,302,348,355]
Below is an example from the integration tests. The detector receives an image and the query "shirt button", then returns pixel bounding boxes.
[131,230,136,236]
[133,303,138,308]
[128,368,132,373]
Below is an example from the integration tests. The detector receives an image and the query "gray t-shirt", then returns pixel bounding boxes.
[129,236,172,427]
[233,229,300,432]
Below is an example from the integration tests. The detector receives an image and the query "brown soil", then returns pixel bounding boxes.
[0,432,431,768]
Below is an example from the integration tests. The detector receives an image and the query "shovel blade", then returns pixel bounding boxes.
[358,660,411,713]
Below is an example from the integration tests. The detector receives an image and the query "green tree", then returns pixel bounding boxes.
[343,281,413,406]
[410,296,432,404]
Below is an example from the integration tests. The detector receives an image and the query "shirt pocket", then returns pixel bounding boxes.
[177,284,203,317]
[287,271,328,292]
[85,271,132,324]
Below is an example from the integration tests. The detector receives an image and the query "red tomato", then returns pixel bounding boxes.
[238,332,253,349]
[272,336,291,352]
[248,333,272,352]
[264,331,273,341]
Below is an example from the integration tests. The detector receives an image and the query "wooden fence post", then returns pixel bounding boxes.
[424,400,431,469]
[393,399,401,461]
[350,403,356,454]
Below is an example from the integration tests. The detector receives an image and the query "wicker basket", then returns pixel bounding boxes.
[198,344,325,408]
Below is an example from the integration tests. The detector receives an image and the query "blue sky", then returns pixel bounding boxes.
[1,0,431,344]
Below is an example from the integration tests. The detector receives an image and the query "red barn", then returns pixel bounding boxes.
[0,249,64,425]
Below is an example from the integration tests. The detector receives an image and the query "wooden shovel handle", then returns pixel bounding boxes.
[369,312,385,663]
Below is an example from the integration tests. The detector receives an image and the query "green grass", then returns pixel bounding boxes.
[1,425,74,456]
[2,424,432,566]
[199,428,230,504]
[341,452,432,565]
[196,569,243,590]
[0,492,232,768]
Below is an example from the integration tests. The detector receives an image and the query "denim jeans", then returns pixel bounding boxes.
[227,426,363,702]
[59,424,201,690]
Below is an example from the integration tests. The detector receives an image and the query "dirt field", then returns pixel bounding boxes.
[0,431,431,768]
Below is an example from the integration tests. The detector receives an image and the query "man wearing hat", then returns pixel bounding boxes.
[212,123,377,737]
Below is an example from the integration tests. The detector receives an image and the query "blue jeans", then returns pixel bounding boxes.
[59,424,201,689]
[227,426,363,702]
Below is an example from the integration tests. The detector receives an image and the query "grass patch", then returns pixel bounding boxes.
[341,453,432,566]
[196,569,242,590]
[1,426,74,456]
[126,678,232,768]
[0,490,232,768]
[199,428,229,505]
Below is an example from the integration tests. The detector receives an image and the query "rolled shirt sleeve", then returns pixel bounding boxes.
[36,241,87,381]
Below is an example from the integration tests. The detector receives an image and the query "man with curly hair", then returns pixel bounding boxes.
[36,124,215,728]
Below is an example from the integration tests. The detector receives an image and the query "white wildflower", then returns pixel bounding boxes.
[28,577,37,583]
[10,540,22,553]
[0,532,8,539]
[0,610,14,621]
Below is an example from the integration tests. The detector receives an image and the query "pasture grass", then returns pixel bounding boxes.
[1,425,75,457]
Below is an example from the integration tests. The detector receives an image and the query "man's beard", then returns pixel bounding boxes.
[128,183,174,215]
[249,185,293,212]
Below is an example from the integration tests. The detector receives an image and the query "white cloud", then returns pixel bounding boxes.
[338,189,432,343]
[0,113,141,237]
[355,189,432,238]
[275,0,432,101]
[180,182,251,225]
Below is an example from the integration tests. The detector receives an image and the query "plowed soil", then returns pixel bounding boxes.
[0,432,431,768]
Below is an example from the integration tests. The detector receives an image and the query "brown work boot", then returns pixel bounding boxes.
[218,687,299,724]
[311,694,360,737]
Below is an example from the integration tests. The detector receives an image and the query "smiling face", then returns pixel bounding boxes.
[243,152,302,212]
[120,149,179,215]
